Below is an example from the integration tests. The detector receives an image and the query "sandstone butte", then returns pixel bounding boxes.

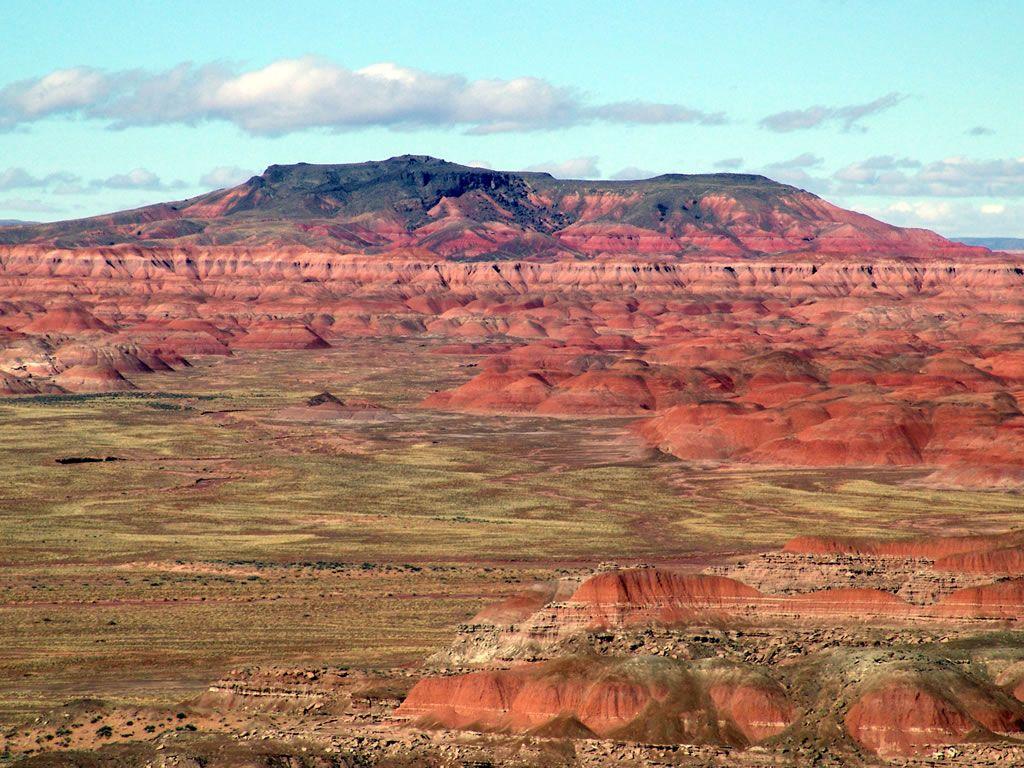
[0,154,1021,482]
[508,563,1024,630]
[402,529,1024,759]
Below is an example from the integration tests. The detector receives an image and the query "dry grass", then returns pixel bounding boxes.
[1,341,1020,722]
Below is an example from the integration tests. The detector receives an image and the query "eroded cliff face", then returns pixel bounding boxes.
[402,530,1024,760]
[0,244,1022,481]
[0,243,1015,280]
[0,156,989,260]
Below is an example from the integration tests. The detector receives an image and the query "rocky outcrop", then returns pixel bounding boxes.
[845,673,1024,757]
[783,533,1014,560]
[0,162,1020,482]
[410,536,1024,762]
[398,656,795,746]
[0,156,989,261]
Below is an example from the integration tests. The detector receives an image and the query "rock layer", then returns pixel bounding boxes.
[0,156,988,260]
[0,158,1021,481]
[398,656,794,745]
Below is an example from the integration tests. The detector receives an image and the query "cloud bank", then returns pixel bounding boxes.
[759,92,906,133]
[524,156,601,178]
[865,199,1024,238]
[0,59,727,136]
[0,165,207,195]
[833,156,1024,197]
[199,166,257,188]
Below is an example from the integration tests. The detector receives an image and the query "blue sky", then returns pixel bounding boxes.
[1,0,1021,236]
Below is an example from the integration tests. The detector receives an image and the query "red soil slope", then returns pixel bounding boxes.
[398,657,794,745]
[935,578,1024,618]
[0,156,986,261]
[845,676,1024,757]
[936,546,1024,575]
[0,158,1020,481]
[472,582,568,626]
[570,569,762,606]
[783,533,1015,560]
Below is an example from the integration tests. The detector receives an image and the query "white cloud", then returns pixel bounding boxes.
[91,168,184,191]
[0,58,730,136]
[759,92,906,133]
[609,165,656,180]
[765,153,824,170]
[0,197,64,213]
[0,167,42,189]
[755,154,831,190]
[52,181,87,196]
[714,157,744,170]
[0,166,188,196]
[0,167,80,190]
[866,199,1024,237]
[833,156,1024,197]
[748,154,1024,200]
[588,101,725,125]
[0,67,110,125]
[739,152,1024,235]
[832,155,920,184]
[525,156,601,179]
[199,165,256,188]
[885,200,952,222]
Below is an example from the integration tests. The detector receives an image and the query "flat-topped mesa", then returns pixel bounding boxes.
[458,550,1024,654]
[0,160,1020,480]
[784,532,1024,561]
[0,155,990,260]
[569,568,761,607]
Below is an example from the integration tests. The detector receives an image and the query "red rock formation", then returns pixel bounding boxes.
[845,676,1024,757]
[845,682,975,756]
[783,533,1008,560]
[0,371,62,395]
[398,657,794,745]
[782,588,911,616]
[548,568,764,630]
[935,546,1024,575]
[52,364,135,392]
[570,569,761,607]
[19,306,112,335]
[0,158,1020,482]
[0,157,988,261]
[706,681,794,742]
[231,321,330,350]
[398,669,525,729]
[936,578,1024,618]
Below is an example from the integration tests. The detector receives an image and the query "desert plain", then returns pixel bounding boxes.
[0,157,1023,766]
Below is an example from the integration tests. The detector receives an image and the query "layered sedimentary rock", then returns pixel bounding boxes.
[0,156,1021,481]
[397,656,795,746]
[0,156,988,259]
[407,531,1024,760]
[844,670,1024,758]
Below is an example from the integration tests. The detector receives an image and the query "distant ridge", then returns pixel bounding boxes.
[957,237,1024,252]
[0,155,988,260]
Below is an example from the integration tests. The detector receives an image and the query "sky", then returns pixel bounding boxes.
[1,0,1021,237]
